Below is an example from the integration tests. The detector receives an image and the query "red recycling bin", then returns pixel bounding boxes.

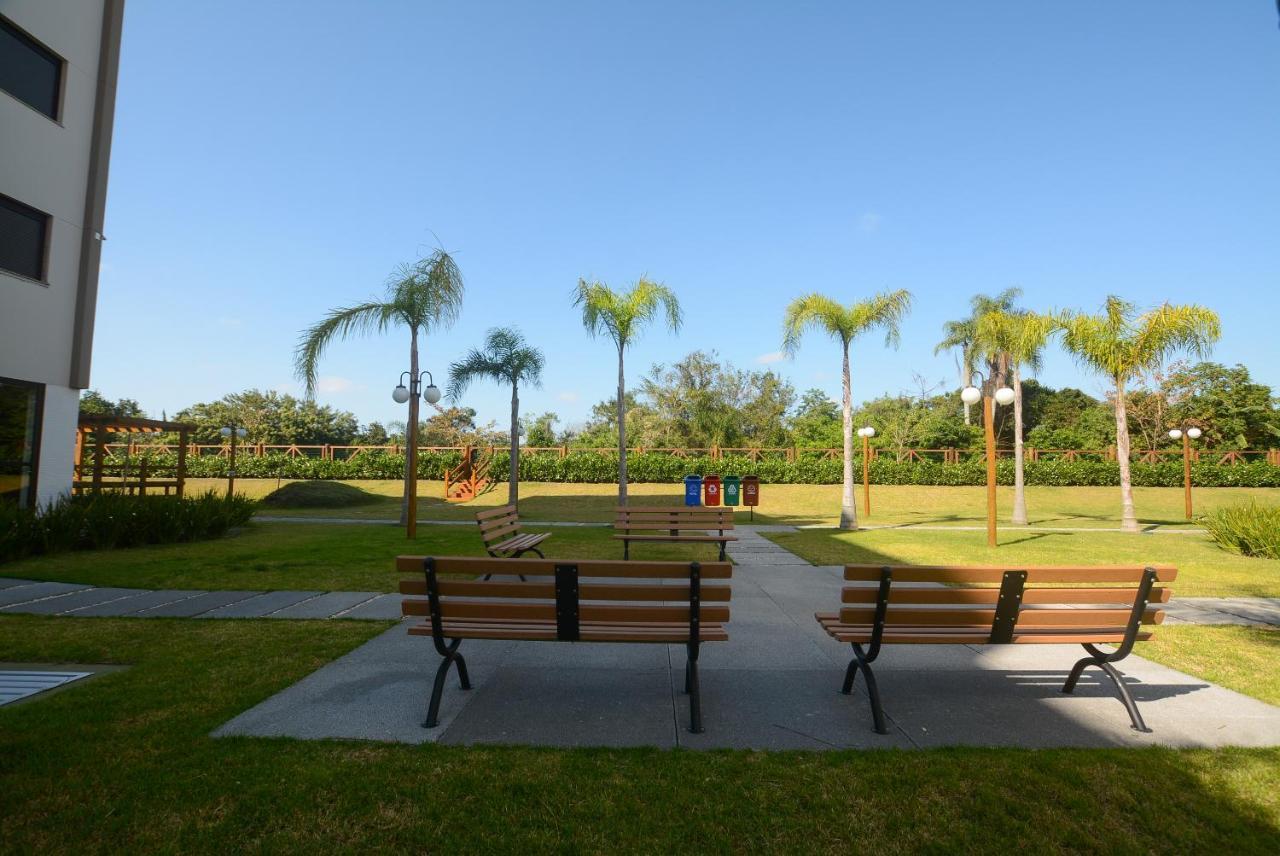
[703,474,722,506]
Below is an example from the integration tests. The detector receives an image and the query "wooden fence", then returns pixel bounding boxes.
[95,442,1280,466]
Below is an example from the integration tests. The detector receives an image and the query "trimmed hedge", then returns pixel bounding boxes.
[111,450,1280,488]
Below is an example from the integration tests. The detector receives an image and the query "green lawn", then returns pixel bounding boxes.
[1,615,1277,852]
[229,479,1280,529]
[762,527,1280,598]
[0,522,721,592]
[1142,626,1280,706]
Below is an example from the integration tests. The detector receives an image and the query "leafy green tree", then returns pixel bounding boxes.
[782,289,913,530]
[521,412,561,448]
[574,277,682,503]
[1163,362,1280,450]
[418,406,502,447]
[294,250,464,524]
[354,421,390,445]
[1061,297,1220,532]
[789,389,843,447]
[79,390,143,418]
[176,390,359,446]
[448,328,546,506]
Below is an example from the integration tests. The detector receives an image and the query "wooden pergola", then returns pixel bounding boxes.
[74,415,196,497]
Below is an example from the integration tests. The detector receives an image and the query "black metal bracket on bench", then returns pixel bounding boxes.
[1062,567,1158,733]
[683,560,704,733]
[555,563,581,641]
[422,557,472,728]
[989,570,1027,644]
[841,566,891,734]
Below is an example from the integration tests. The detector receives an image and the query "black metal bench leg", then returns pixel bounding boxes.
[686,647,703,734]
[1062,652,1150,733]
[424,640,469,729]
[843,642,887,734]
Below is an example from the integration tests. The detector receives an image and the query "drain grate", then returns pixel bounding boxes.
[0,670,93,706]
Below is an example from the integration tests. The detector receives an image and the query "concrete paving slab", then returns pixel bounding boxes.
[0,587,146,615]
[72,590,204,616]
[271,591,381,619]
[0,582,92,608]
[0,578,40,590]
[676,668,915,750]
[214,624,511,743]
[337,593,403,619]
[200,590,324,618]
[136,590,257,617]
[439,666,677,748]
[503,641,670,670]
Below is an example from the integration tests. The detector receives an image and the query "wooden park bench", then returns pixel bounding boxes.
[613,506,737,561]
[475,505,550,559]
[816,564,1176,735]
[398,555,732,733]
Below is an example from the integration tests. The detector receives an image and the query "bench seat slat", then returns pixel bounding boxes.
[836,606,1165,626]
[839,586,1172,605]
[398,555,732,578]
[474,504,518,521]
[615,522,736,530]
[844,564,1178,583]
[402,579,731,602]
[408,621,728,643]
[612,534,738,543]
[402,599,730,623]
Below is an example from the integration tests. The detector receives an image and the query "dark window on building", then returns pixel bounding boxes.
[0,377,43,509]
[0,194,49,281]
[0,15,62,120]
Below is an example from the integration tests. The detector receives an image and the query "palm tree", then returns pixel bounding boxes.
[935,288,1023,425]
[447,327,546,507]
[1061,296,1220,532]
[573,277,682,504]
[295,250,464,524]
[782,289,913,530]
[975,309,1058,525]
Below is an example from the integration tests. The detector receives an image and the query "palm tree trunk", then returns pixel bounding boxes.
[509,380,519,507]
[959,356,971,425]
[1011,366,1027,525]
[1114,377,1139,533]
[400,329,419,526]
[839,342,857,530]
[617,342,628,505]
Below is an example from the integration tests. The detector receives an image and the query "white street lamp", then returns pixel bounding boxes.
[393,369,441,539]
[1169,424,1205,519]
[993,386,1016,406]
[960,386,982,406]
[858,426,875,515]
[219,425,247,499]
[392,384,410,404]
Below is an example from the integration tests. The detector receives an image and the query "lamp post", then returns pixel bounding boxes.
[1168,426,1202,520]
[219,425,247,500]
[961,374,1015,547]
[857,426,875,516]
[393,370,441,539]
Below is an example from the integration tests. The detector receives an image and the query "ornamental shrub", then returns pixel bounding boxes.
[0,492,257,564]
[1202,502,1280,560]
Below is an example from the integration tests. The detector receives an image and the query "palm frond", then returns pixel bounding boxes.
[293,301,393,396]
[447,327,546,401]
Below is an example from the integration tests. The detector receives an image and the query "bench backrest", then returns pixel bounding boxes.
[840,564,1175,643]
[614,506,735,533]
[474,504,522,549]
[398,556,731,640]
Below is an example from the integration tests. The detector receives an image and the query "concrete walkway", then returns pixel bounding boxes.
[211,529,1280,750]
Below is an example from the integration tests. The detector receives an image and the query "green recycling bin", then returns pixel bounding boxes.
[723,475,741,506]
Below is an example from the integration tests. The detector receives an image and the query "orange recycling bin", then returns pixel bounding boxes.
[742,475,760,507]
[703,474,722,506]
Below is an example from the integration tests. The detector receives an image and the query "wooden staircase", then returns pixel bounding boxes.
[444,445,493,502]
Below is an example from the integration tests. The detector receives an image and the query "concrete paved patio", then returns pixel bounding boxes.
[213,529,1280,750]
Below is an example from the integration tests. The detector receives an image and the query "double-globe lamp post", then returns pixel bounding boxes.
[960,375,1015,547]
[856,426,876,516]
[393,370,442,539]
[1168,426,1202,520]
[219,425,247,500]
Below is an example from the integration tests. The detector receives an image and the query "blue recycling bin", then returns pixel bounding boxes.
[683,474,703,506]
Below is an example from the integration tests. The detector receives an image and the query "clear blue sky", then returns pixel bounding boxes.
[93,1,1280,433]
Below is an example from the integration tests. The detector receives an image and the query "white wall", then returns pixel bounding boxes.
[35,384,79,507]
[0,0,106,387]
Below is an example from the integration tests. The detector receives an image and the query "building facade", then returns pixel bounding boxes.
[0,0,124,507]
